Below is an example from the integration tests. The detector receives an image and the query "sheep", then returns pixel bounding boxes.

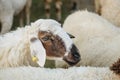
[19,0,32,26]
[55,10,120,68]
[0,0,32,34]
[0,59,120,80]
[0,19,80,68]
[94,0,120,27]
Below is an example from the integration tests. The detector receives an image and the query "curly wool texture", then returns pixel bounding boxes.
[55,10,120,68]
[0,66,119,80]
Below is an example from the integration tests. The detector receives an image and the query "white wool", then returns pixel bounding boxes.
[0,26,37,68]
[55,10,120,68]
[94,0,120,27]
[0,66,119,80]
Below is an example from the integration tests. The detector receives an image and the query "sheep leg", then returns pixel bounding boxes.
[0,22,1,32]
[44,0,52,19]
[94,0,101,15]
[55,0,62,22]
[0,14,13,34]
[19,10,24,27]
[25,0,32,25]
[71,0,78,11]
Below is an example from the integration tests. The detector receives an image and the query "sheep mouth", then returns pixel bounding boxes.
[63,56,80,66]
[63,44,80,66]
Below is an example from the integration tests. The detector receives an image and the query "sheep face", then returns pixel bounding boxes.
[38,31,66,57]
[30,19,80,67]
[38,31,80,66]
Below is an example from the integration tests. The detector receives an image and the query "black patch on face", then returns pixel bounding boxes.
[71,44,80,60]
[63,44,80,66]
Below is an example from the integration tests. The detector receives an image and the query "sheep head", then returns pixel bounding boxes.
[29,19,80,67]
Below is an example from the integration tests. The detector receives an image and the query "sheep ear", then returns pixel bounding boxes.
[30,37,46,67]
[67,33,75,38]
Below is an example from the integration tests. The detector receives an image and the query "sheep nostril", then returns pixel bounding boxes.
[73,54,81,62]
[73,54,80,58]
[70,44,80,61]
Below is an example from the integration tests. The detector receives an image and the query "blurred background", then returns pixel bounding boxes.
[12,0,95,29]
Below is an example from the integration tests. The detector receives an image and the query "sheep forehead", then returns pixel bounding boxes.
[32,19,73,52]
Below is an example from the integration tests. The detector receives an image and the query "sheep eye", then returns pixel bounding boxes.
[42,36,50,41]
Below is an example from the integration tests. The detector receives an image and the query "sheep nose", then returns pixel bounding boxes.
[72,52,80,61]
[63,44,80,66]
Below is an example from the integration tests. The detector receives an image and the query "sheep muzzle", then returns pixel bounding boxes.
[63,44,80,66]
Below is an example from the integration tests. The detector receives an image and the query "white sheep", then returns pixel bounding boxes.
[0,0,32,34]
[55,10,120,68]
[0,19,80,68]
[0,58,120,80]
[94,0,120,27]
